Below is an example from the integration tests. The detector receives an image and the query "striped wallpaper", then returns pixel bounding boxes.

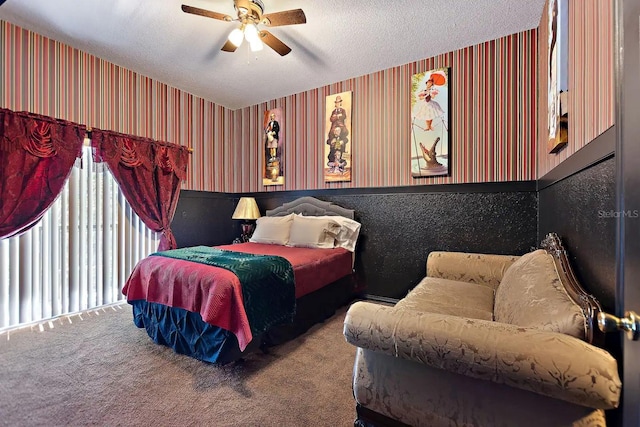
[537,0,614,177]
[232,31,538,191]
[2,19,537,193]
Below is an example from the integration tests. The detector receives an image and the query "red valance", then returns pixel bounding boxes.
[91,129,189,180]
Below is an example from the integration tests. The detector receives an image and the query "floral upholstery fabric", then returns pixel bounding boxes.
[344,302,621,410]
[494,249,586,340]
[426,251,519,291]
[395,277,494,320]
[344,249,622,427]
[353,348,607,427]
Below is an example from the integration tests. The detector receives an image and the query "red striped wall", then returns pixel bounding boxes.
[236,31,538,191]
[0,21,226,191]
[537,0,614,177]
[1,20,538,192]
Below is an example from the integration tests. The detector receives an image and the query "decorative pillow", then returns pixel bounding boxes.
[287,215,341,249]
[311,215,361,252]
[493,249,586,340]
[249,214,294,245]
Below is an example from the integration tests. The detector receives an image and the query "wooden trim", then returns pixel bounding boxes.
[178,190,232,199]
[540,232,604,346]
[183,180,536,202]
[538,126,615,191]
[239,180,537,200]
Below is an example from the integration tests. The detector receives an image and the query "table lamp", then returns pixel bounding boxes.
[232,197,261,242]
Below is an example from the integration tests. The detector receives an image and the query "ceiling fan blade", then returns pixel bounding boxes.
[181,5,233,22]
[262,9,306,27]
[260,30,292,56]
[221,40,238,53]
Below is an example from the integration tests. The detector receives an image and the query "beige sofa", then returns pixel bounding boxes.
[343,234,621,427]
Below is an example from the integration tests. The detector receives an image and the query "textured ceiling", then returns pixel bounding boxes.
[0,0,544,110]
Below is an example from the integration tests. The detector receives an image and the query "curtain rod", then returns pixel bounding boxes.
[85,126,194,153]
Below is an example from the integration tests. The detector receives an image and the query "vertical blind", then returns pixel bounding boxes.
[0,146,160,330]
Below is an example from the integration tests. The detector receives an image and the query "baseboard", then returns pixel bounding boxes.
[360,294,399,305]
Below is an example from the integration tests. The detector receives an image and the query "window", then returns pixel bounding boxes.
[0,147,159,330]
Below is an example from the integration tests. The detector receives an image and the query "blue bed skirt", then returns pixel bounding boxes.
[131,300,255,364]
[129,274,355,365]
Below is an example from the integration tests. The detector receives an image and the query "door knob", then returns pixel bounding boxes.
[597,311,640,341]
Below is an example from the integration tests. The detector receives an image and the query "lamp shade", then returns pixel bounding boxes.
[232,197,261,220]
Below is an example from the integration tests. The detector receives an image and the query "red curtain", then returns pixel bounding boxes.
[91,129,189,251]
[0,108,84,239]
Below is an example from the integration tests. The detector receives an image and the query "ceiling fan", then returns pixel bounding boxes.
[181,0,306,56]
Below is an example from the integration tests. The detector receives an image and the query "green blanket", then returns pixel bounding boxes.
[151,246,295,337]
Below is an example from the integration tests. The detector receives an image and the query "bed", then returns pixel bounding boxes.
[123,196,361,364]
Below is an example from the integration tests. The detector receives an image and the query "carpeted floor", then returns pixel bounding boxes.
[0,303,358,426]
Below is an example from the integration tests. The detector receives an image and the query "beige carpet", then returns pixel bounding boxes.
[0,303,358,426]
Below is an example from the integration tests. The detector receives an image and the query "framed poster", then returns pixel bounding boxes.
[547,0,569,153]
[411,67,450,177]
[324,91,352,182]
[262,107,284,186]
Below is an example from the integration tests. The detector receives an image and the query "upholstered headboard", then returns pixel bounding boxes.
[266,196,354,219]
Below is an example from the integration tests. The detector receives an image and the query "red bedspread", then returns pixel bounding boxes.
[123,243,352,351]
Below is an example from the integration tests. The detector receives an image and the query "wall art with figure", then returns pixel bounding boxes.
[410,67,450,177]
[324,91,352,182]
[547,0,568,153]
[263,107,284,186]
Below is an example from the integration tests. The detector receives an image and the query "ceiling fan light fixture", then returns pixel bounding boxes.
[244,24,260,44]
[228,27,244,47]
[250,40,263,52]
[182,1,305,56]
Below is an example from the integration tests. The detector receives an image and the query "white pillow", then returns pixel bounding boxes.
[304,215,361,252]
[249,214,294,245]
[330,216,361,252]
[287,216,341,249]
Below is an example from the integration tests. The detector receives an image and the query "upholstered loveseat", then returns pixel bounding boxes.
[343,234,621,427]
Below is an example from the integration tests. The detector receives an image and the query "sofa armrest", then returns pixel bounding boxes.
[343,301,621,410]
[426,251,520,290]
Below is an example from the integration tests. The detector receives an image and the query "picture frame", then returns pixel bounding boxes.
[324,91,352,182]
[262,107,284,186]
[547,0,569,153]
[410,67,450,177]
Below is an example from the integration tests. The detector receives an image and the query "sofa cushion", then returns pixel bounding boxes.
[494,249,586,340]
[427,252,520,291]
[396,277,494,321]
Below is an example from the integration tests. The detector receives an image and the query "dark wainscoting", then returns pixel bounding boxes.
[173,182,538,299]
[538,127,616,312]
[172,191,240,248]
